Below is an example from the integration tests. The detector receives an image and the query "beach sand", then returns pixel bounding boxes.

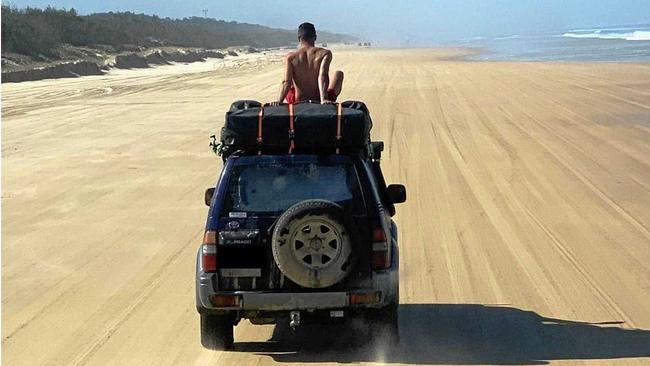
[2,48,650,365]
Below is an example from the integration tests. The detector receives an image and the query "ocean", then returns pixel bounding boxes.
[461,24,650,62]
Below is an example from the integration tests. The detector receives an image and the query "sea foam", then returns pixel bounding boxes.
[563,30,650,41]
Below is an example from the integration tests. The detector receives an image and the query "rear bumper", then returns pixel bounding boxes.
[195,234,399,314]
[203,291,354,311]
[240,291,348,310]
[196,271,395,313]
[196,270,398,314]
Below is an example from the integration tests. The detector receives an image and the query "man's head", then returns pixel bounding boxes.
[298,22,317,44]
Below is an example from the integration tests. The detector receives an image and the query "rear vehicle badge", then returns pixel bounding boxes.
[227,221,240,230]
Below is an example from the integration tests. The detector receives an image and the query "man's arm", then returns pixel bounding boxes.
[273,55,294,105]
[318,51,332,104]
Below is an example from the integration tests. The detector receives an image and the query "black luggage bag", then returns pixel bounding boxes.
[220,100,372,156]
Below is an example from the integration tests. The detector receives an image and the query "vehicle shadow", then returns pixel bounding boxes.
[234,304,650,365]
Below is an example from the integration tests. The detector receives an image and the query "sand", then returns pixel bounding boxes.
[2,48,650,365]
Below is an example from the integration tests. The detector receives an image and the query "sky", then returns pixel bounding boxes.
[4,0,650,45]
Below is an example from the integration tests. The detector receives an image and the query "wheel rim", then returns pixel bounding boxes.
[288,217,343,270]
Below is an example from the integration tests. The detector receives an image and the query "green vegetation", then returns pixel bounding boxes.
[1,6,355,58]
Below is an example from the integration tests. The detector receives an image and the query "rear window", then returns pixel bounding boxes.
[221,159,364,216]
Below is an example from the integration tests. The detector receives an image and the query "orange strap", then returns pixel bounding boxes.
[257,106,264,155]
[288,103,295,153]
[335,103,342,154]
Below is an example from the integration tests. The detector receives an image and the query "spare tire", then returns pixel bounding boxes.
[271,200,353,288]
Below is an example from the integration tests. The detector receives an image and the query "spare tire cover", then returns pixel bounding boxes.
[271,199,353,288]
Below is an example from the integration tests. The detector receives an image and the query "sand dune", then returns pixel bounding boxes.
[2,48,650,365]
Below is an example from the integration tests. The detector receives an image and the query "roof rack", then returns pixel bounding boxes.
[217,100,373,160]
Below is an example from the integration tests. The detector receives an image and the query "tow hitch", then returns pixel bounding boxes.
[289,311,301,329]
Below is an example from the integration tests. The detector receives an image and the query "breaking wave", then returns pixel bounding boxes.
[563,30,650,41]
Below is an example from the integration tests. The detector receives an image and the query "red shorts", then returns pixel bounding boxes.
[285,87,337,104]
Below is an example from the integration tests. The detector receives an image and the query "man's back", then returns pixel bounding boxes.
[287,46,331,101]
[275,22,344,105]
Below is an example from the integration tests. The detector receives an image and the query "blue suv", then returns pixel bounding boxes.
[196,102,406,350]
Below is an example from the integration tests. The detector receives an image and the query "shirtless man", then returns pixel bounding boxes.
[272,22,344,105]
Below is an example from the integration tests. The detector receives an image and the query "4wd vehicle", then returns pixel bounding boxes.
[196,100,406,350]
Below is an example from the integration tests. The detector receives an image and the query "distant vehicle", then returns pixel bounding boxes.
[196,101,406,350]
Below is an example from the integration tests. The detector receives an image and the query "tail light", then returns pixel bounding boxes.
[371,227,391,270]
[349,291,381,305]
[202,231,217,273]
[209,294,242,308]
